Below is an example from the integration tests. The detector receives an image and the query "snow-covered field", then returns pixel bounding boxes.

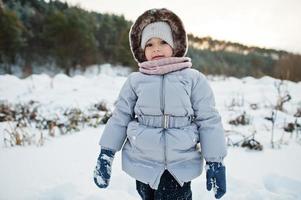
[1,66,301,200]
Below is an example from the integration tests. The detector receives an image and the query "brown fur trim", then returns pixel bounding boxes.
[129,8,188,63]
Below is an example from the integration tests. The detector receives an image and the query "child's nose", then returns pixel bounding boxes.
[153,45,161,52]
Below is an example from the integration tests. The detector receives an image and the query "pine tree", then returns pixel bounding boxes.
[0,9,24,74]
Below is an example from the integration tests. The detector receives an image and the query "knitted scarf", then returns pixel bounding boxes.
[138,57,192,75]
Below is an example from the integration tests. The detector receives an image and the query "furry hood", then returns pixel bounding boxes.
[129,8,188,63]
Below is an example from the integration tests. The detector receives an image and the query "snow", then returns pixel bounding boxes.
[1,67,301,200]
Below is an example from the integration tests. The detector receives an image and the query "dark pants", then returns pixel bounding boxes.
[136,170,192,200]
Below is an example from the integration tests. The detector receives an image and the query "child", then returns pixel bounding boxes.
[94,8,227,200]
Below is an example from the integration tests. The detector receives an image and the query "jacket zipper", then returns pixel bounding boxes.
[160,75,183,184]
[160,75,164,112]
[161,75,167,170]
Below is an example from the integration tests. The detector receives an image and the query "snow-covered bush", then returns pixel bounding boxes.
[1,101,111,147]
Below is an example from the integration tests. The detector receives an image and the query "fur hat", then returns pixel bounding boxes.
[129,8,188,63]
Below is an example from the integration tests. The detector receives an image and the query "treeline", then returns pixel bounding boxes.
[1,0,301,81]
[187,35,301,81]
[0,0,135,76]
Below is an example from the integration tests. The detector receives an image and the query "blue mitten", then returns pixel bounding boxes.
[93,148,115,188]
[206,162,226,199]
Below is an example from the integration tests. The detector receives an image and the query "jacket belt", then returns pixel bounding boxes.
[137,114,194,128]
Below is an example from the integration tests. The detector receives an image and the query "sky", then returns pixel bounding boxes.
[62,0,301,54]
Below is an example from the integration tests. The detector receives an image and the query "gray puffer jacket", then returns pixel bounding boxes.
[99,68,227,189]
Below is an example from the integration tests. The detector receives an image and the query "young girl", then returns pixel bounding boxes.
[94,8,227,200]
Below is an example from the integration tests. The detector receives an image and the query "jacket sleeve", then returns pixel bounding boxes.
[99,74,137,152]
[191,73,227,162]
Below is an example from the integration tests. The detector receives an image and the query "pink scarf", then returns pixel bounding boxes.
[138,57,192,75]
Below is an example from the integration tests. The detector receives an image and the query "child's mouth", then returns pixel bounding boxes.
[152,55,165,60]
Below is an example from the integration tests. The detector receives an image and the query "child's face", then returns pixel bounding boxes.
[144,37,173,61]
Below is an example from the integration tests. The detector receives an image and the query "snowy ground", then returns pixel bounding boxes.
[1,66,301,200]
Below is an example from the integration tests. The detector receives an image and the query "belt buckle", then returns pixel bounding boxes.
[163,114,169,129]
